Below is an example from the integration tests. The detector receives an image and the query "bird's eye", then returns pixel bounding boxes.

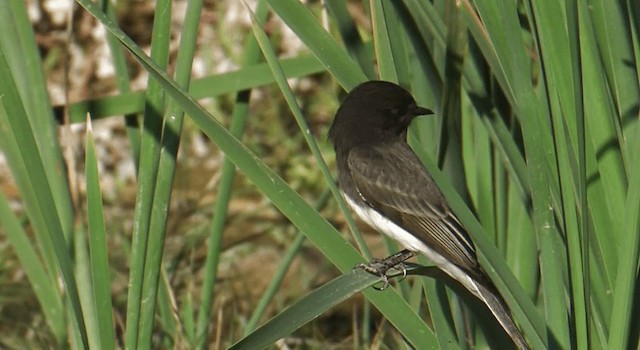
[390,108,399,115]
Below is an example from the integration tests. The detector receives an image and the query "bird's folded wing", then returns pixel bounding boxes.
[348,141,479,273]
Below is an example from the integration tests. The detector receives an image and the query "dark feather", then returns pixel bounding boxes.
[347,141,480,276]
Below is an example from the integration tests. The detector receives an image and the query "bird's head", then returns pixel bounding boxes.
[329,80,433,150]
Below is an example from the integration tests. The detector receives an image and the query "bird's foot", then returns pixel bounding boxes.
[355,249,417,290]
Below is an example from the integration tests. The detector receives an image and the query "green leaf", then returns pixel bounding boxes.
[85,118,116,350]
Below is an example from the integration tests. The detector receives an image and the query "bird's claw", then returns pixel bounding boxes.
[355,250,416,290]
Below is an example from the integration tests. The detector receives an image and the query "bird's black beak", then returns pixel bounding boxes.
[412,105,434,116]
[402,104,434,126]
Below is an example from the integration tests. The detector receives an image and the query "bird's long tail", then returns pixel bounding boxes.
[468,278,529,350]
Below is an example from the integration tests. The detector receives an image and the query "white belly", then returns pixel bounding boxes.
[344,195,481,297]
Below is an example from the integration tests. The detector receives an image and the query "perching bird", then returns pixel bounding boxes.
[329,80,528,349]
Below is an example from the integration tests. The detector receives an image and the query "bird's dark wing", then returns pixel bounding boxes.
[348,141,479,273]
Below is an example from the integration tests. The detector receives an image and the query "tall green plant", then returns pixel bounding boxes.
[0,0,638,348]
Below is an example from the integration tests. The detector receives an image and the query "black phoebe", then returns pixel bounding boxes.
[329,80,528,349]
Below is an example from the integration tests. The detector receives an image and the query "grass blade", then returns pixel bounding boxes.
[230,269,419,350]
[125,0,173,345]
[265,0,367,90]
[85,117,116,349]
[0,53,88,347]
[0,183,65,342]
[59,55,327,123]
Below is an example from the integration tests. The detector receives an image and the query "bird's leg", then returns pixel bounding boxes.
[355,249,417,290]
